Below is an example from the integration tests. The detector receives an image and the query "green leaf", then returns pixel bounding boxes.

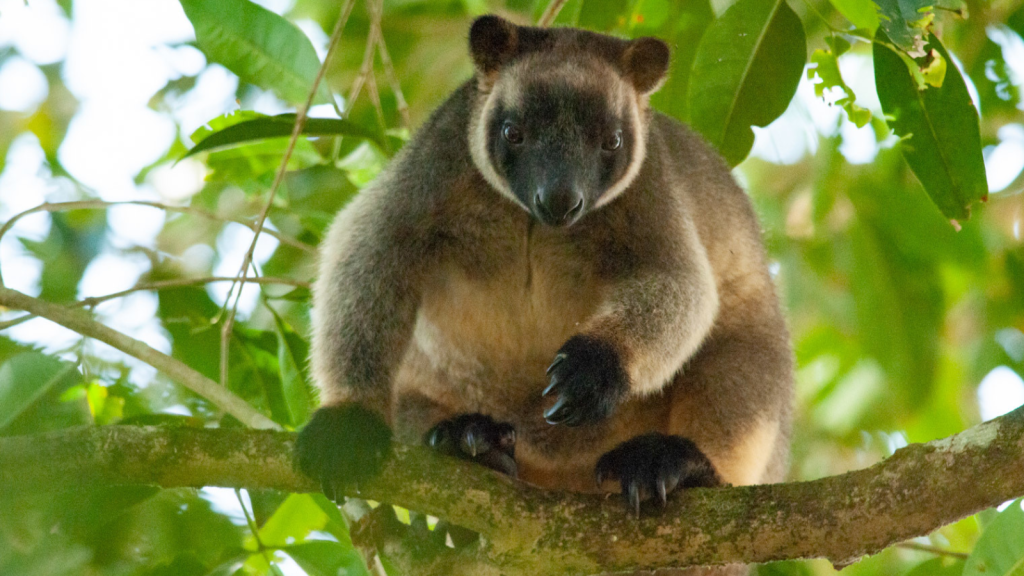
[190,110,265,144]
[281,153,360,239]
[59,486,160,537]
[874,0,966,56]
[310,493,355,544]
[203,137,322,184]
[906,558,965,576]
[807,48,872,127]
[21,211,107,304]
[188,111,321,184]
[964,501,1024,576]
[266,286,311,302]
[283,541,371,576]
[688,0,807,166]
[649,0,715,123]
[231,326,290,425]
[873,32,988,221]
[920,48,948,87]
[627,0,671,31]
[848,221,942,411]
[0,353,80,430]
[177,0,332,105]
[255,494,327,547]
[827,0,879,31]
[85,382,125,425]
[269,306,313,427]
[577,0,629,31]
[183,114,385,159]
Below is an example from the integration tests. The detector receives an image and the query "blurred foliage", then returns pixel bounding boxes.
[1,0,1024,574]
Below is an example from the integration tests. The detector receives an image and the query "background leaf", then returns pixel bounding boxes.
[807,48,872,127]
[3,1,1024,575]
[283,541,371,576]
[688,0,807,166]
[0,353,80,430]
[827,0,879,31]
[873,32,988,221]
[905,558,966,576]
[269,306,313,428]
[178,0,332,105]
[20,211,106,304]
[183,114,386,159]
[648,0,715,123]
[964,501,1024,576]
[875,0,966,55]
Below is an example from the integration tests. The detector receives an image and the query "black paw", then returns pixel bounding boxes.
[595,433,721,517]
[425,413,517,477]
[294,404,393,501]
[542,335,628,426]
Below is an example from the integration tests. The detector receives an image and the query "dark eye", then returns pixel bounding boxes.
[502,122,524,145]
[603,130,623,152]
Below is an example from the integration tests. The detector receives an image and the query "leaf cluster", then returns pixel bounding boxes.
[1,0,1023,575]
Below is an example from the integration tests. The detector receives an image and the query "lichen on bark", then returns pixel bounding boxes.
[1,406,1023,575]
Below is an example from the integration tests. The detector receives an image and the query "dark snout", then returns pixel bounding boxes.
[533,184,585,227]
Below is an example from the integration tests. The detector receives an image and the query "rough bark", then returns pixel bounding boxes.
[1,406,1022,575]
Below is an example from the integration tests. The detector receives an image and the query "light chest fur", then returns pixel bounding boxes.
[395,197,604,415]
[417,233,601,387]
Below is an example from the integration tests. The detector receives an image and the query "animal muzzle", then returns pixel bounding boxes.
[533,184,585,227]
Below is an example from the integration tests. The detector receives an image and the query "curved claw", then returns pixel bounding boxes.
[593,433,722,517]
[546,353,567,375]
[627,481,641,518]
[542,376,562,397]
[426,427,445,448]
[543,397,569,424]
[424,413,518,478]
[464,427,480,457]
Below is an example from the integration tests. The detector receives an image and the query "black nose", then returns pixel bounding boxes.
[534,187,584,226]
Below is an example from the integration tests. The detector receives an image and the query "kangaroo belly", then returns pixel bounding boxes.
[412,255,600,388]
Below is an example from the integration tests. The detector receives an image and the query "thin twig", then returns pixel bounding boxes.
[0,200,315,285]
[345,7,380,117]
[538,0,570,27]
[0,286,279,429]
[895,542,970,559]
[365,71,389,154]
[236,488,283,574]
[75,276,310,309]
[372,3,410,129]
[363,0,390,146]
[323,0,358,119]
[0,313,34,331]
[220,0,355,392]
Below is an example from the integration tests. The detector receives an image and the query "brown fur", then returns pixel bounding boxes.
[311,18,793,575]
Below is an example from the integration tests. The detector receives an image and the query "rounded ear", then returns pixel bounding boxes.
[469,15,519,75]
[622,37,670,94]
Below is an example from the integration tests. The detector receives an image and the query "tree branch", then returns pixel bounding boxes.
[0,286,279,430]
[75,275,310,308]
[2,406,1022,575]
[538,0,571,27]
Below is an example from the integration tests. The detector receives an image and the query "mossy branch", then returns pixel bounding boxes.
[2,406,1022,575]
